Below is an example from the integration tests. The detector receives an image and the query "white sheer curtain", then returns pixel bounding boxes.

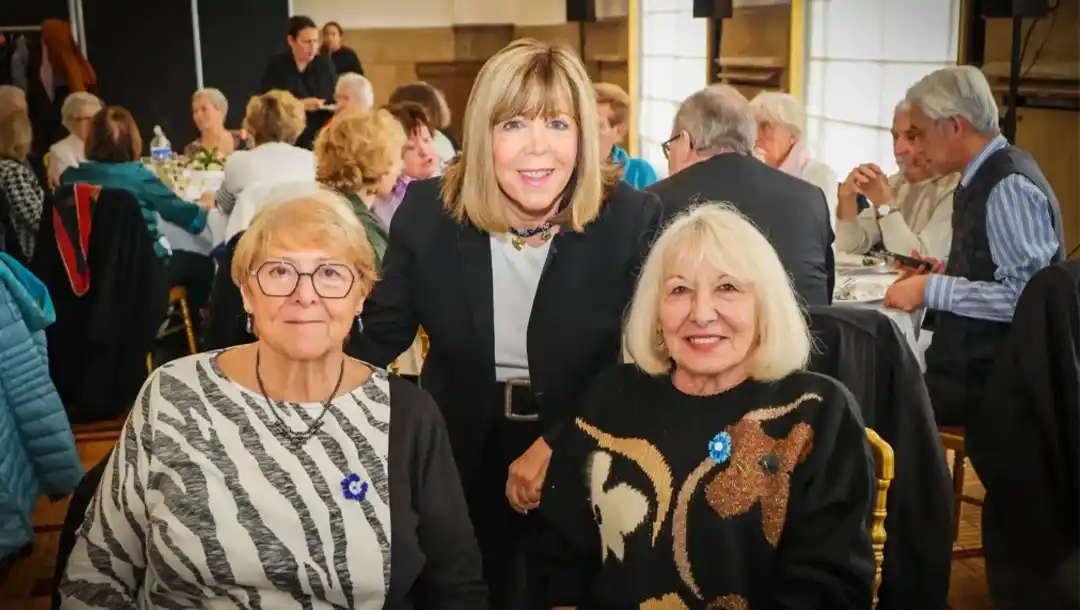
[803,0,962,177]
[636,0,708,179]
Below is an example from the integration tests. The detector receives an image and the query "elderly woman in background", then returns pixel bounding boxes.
[334,73,374,115]
[372,102,438,227]
[46,92,101,187]
[750,91,839,223]
[215,90,316,217]
[538,203,874,609]
[353,38,662,608]
[594,82,657,189]
[315,108,405,268]
[836,101,959,259]
[185,88,250,158]
[59,190,486,608]
[0,103,44,261]
[389,81,457,166]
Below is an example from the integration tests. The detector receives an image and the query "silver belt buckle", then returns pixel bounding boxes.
[503,376,540,422]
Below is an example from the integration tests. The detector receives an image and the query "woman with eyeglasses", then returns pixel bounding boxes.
[59,190,486,609]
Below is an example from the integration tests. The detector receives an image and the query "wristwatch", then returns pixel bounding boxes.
[876,204,892,218]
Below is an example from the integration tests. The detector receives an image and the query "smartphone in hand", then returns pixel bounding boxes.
[881,251,933,272]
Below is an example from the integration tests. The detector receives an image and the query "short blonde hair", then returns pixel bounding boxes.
[315,109,405,194]
[441,38,621,233]
[594,82,630,127]
[749,91,806,139]
[243,90,306,145]
[624,203,810,380]
[231,188,379,294]
[0,107,32,161]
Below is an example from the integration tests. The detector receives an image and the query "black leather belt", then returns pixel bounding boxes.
[497,376,540,422]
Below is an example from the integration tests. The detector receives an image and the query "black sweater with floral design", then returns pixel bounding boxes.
[536,364,875,610]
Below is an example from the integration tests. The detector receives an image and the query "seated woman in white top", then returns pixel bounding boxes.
[750,91,839,225]
[835,101,959,259]
[46,92,101,188]
[214,90,316,215]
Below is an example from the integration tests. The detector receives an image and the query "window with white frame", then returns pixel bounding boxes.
[804,0,961,178]
[636,0,708,178]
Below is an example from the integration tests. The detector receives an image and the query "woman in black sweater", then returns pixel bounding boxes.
[537,204,875,609]
[321,21,365,76]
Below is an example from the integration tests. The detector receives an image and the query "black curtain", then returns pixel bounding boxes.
[82,0,198,152]
[197,0,290,130]
[0,0,68,27]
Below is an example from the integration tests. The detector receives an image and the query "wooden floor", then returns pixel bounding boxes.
[0,433,992,609]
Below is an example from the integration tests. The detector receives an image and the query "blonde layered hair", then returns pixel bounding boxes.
[243,90,306,145]
[0,107,31,161]
[624,203,810,380]
[231,188,379,294]
[315,108,406,193]
[441,38,621,232]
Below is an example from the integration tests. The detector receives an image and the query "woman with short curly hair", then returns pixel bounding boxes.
[315,108,405,269]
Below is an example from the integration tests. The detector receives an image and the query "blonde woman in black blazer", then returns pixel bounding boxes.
[351,39,662,609]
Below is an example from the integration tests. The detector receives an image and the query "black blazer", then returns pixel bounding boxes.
[351,178,662,480]
[647,153,835,306]
[807,306,954,610]
[970,259,1080,609]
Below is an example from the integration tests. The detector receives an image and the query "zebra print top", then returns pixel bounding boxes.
[58,351,487,609]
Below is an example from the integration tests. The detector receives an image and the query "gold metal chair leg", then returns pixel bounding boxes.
[178,295,197,354]
[146,353,153,376]
[951,447,967,541]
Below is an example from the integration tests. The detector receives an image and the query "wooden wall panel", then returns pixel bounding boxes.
[716,5,792,98]
[1012,107,1080,254]
[980,3,1080,254]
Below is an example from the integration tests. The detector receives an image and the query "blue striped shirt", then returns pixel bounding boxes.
[924,136,1061,323]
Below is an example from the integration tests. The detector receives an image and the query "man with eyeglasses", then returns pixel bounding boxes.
[647,84,835,307]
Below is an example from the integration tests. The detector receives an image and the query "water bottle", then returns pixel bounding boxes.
[149,125,172,162]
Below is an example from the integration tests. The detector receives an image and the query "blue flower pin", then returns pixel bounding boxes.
[709,431,732,464]
[341,473,369,502]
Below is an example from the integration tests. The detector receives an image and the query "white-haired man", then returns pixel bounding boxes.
[884,65,1064,426]
[334,73,373,115]
[649,84,834,306]
[836,101,959,258]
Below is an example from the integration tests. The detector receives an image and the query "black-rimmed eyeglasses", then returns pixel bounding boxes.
[661,133,684,160]
[249,261,357,299]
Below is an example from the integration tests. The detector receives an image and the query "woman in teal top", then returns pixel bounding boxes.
[59,106,208,260]
[595,82,658,189]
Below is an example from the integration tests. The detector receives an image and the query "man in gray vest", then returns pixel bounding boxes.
[884,65,1065,426]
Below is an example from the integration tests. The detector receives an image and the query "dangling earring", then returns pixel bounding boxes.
[355,313,363,334]
[245,314,253,335]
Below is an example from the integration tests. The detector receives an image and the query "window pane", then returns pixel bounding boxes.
[818,0,885,61]
[819,61,885,128]
[816,122,886,178]
[883,0,960,63]
[877,62,953,124]
[641,98,677,142]
[805,59,827,116]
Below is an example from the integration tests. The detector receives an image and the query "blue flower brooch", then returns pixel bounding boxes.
[709,431,733,465]
[341,473,369,502]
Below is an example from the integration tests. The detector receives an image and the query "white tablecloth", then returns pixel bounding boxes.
[833,252,931,370]
[158,171,226,256]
